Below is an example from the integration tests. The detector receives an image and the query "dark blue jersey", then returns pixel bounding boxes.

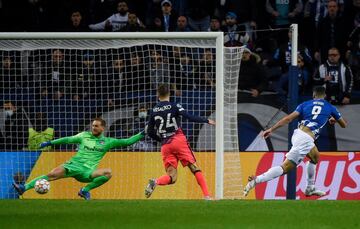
[295,99,342,138]
[147,101,209,143]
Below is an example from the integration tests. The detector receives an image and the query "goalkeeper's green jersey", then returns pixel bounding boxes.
[51,131,144,170]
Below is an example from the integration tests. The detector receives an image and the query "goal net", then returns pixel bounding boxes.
[0,33,243,199]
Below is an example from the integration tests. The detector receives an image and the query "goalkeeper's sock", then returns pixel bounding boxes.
[255,166,284,183]
[194,172,209,197]
[25,175,49,191]
[306,161,316,189]
[156,175,171,185]
[83,176,109,192]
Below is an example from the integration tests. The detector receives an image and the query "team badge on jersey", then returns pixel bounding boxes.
[99,141,105,145]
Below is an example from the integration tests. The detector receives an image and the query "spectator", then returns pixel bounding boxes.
[222,12,250,47]
[313,47,353,104]
[151,0,178,32]
[238,48,268,97]
[0,101,29,151]
[89,0,120,24]
[345,11,360,89]
[27,112,54,151]
[65,10,90,32]
[148,50,171,89]
[315,0,347,63]
[125,52,147,95]
[223,0,258,42]
[176,16,191,32]
[89,1,143,32]
[275,54,310,96]
[0,56,22,93]
[41,49,72,98]
[178,54,196,90]
[105,57,126,108]
[265,0,303,44]
[266,0,303,26]
[208,16,222,32]
[186,0,215,31]
[72,51,99,101]
[304,0,345,27]
[269,30,313,74]
[198,49,216,89]
[120,13,146,32]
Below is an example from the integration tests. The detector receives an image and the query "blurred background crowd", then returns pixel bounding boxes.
[0,0,359,101]
[1,0,360,151]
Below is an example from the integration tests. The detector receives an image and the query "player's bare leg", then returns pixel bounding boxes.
[244,159,295,197]
[305,147,326,197]
[79,168,112,200]
[188,163,211,200]
[47,166,67,181]
[13,165,66,196]
[145,166,176,198]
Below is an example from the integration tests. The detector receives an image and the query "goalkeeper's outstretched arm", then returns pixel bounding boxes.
[39,133,83,148]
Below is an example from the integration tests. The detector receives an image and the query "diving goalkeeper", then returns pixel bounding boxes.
[13,117,144,200]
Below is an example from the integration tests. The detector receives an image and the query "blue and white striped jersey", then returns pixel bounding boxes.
[295,99,342,138]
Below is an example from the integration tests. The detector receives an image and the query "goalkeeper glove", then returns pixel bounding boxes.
[39,141,52,148]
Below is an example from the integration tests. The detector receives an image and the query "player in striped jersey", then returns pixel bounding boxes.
[244,86,347,197]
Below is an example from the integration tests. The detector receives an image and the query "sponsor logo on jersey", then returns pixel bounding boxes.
[84,145,106,152]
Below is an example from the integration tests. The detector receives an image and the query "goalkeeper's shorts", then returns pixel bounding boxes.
[161,132,196,169]
[63,161,96,183]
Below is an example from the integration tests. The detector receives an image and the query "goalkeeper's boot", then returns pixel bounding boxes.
[13,183,25,195]
[145,179,156,198]
[243,175,256,197]
[78,188,91,200]
[305,186,326,197]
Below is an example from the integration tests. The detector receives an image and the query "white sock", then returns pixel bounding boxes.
[306,161,316,189]
[255,166,284,184]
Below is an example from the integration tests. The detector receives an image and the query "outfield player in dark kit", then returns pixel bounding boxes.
[145,84,215,199]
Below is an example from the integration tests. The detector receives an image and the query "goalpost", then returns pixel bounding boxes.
[0,32,244,199]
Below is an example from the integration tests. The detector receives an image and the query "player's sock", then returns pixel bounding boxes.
[194,171,210,197]
[83,176,109,192]
[255,166,284,183]
[156,175,171,185]
[306,161,316,189]
[24,175,49,191]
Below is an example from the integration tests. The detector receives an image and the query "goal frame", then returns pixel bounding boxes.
[0,32,225,199]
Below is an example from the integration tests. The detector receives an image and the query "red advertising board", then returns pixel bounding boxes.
[254,152,360,200]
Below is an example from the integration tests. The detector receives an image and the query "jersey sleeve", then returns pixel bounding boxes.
[50,132,83,145]
[331,105,342,120]
[108,132,145,148]
[294,103,303,115]
[176,103,209,123]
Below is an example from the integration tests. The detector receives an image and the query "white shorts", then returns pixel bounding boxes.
[285,129,315,165]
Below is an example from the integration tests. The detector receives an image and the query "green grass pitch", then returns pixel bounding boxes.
[0,200,358,229]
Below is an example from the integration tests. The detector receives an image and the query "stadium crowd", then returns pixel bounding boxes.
[1,0,360,151]
[0,0,359,97]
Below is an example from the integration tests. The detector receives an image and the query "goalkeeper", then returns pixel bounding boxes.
[13,117,144,200]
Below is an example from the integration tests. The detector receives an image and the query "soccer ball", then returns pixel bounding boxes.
[34,179,50,194]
